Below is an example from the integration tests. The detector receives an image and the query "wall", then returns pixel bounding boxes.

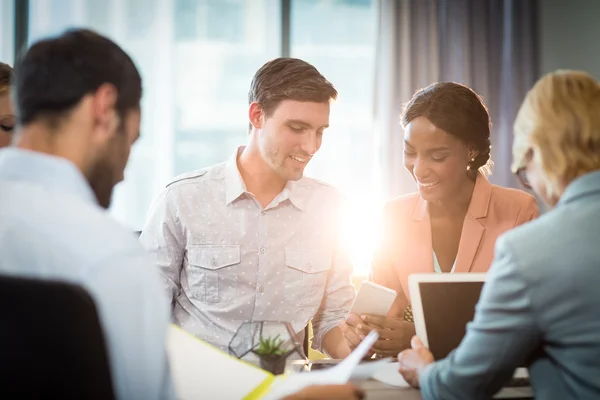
[539,0,600,79]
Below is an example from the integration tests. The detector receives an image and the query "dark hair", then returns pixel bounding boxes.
[0,62,12,94]
[13,28,142,126]
[401,82,492,172]
[248,57,337,117]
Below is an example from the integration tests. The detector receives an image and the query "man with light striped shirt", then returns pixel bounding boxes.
[141,57,357,359]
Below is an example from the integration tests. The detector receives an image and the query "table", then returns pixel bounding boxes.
[358,380,535,399]
[359,379,423,399]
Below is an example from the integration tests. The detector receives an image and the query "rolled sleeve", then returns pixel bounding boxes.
[311,232,356,352]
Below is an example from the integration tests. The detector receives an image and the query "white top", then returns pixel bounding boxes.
[433,250,456,273]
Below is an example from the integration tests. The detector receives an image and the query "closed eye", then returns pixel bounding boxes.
[0,124,13,133]
[289,125,304,133]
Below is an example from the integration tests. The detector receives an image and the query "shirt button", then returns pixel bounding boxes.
[260,247,266,254]
[261,211,266,216]
[211,258,217,266]
[306,263,312,271]
[258,286,264,293]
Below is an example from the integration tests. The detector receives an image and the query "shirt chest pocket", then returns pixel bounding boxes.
[186,245,241,304]
[284,248,332,308]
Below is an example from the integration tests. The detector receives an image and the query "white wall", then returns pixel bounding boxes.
[539,0,600,79]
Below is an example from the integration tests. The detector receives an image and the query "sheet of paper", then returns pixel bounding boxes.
[349,358,393,381]
[372,362,411,388]
[262,330,380,400]
[166,324,272,400]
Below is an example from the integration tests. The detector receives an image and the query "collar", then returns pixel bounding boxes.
[0,148,97,205]
[224,146,308,211]
[413,171,492,220]
[224,147,247,205]
[558,170,600,207]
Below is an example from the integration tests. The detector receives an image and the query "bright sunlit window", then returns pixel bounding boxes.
[0,0,14,65]
[26,0,381,276]
[292,0,380,276]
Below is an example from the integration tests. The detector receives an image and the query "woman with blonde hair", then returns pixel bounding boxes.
[0,62,14,147]
[397,70,600,399]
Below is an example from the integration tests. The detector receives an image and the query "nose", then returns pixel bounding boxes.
[412,156,430,180]
[299,131,319,156]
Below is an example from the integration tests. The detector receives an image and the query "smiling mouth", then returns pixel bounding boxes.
[417,181,440,189]
[290,155,309,164]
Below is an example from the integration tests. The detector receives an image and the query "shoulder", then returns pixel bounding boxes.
[493,206,567,275]
[298,176,344,200]
[488,184,539,218]
[383,192,420,217]
[166,162,226,190]
[489,184,537,205]
[10,194,148,272]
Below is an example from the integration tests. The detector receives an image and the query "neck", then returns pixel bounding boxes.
[13,124,89,175]
[428,175,476,218]
[238,140,286,207]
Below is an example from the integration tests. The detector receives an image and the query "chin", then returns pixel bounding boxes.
[285,172,304,182]
[418,190,440,203]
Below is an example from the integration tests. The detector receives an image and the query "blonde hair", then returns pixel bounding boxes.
[513,70,600,199]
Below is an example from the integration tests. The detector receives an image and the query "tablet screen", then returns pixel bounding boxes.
[419,281,484,360]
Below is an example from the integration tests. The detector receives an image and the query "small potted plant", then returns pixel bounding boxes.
[253,334,288,375]
[228,321,304,375]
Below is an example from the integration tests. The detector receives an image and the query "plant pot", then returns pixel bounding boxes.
[259,355,287,375]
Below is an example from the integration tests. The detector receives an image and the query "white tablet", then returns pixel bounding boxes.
[408,273,486,360]
[408,273,532,397]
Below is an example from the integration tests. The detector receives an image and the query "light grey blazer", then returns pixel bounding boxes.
[420,170,600,400]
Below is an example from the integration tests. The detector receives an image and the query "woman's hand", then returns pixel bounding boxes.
[398,336,435,387]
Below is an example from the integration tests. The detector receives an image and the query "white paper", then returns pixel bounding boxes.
[349,358,393,381]
[263,330,380,400]
[166,325,271,400]
[372,362,411,388]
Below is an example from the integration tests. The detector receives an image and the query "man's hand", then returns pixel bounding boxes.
[282,383,365,400]
[397,336,435,387]
[354,314,414,357]
[338,314,374,358]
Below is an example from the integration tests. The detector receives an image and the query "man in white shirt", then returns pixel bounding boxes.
[0,29,174,400]
[141,57,356,358]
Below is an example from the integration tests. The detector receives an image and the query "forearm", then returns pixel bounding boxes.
[322,327,352,359]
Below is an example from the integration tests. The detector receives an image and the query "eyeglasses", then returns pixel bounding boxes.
[515,167,531,189]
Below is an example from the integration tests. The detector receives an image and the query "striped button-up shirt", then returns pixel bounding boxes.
[140,147,356,353]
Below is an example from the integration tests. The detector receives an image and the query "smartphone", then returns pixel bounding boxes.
[348,281,397,318]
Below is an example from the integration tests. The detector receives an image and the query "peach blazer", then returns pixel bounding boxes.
[371,172,540,316]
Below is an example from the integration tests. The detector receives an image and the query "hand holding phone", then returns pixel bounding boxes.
[347,281,397,318]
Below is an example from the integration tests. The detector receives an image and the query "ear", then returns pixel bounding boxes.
[91,83,119,141]
[248,102,264,130]
[468,146,479,161]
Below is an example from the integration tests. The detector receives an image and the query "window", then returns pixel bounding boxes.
[29,0,281,231]
[291,0,378,275]
[0,0,15,65]
[26,0,378,275]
